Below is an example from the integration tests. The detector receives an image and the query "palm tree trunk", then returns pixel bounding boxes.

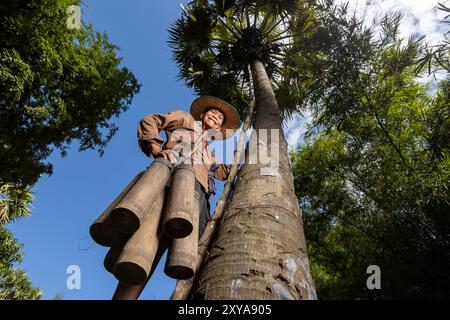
[190,60,317,299]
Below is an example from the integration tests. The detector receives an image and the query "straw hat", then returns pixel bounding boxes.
[190,96,240,140]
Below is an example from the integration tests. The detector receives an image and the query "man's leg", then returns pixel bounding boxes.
[195,181,210,239]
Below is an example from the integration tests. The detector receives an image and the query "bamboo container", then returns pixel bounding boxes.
[113,188,166,285]
[163,164,196,239]
[103,235,129,274]
[111,158,172,234]
[164,188,200,280]
[111,236,171,300]
[89,171,144,247]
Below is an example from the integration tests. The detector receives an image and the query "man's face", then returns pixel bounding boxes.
[202,108,224,130]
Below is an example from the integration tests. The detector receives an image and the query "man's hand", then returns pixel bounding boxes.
[154,149,177,164]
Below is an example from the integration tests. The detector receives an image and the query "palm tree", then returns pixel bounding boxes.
[0,184,33,224]
[169,0,318,299]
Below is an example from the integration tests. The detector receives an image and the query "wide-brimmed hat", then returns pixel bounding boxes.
[190,96,241,140]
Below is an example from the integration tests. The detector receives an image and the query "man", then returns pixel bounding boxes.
[137,96,240,238]
[112,96,240,300]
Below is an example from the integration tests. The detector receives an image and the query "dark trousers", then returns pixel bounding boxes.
[195,180,210,239]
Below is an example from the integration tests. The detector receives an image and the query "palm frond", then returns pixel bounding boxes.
[168,0,320,117]
[0,184,34,224]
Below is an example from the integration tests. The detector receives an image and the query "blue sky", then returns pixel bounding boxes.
[8,0,211,300]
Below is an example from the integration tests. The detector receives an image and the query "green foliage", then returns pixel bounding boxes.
[168,0,326,121]
[415,3,450,74]
[0,181,39,300]
[169,0,417,125]
[291,9,450,298]
[0,225,41,299]
[0,184,33,224]
[52,292,64,300]
[0,0,141,186]
[0,225,23,267]
[0,268,42,300]
[0,0,141,299]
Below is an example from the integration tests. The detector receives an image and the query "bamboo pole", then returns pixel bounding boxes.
[164,186,200,279]
[89,171,144,247]
[170,101,254,300]
[103,234,129,274]
[110,158,172,234]
[163,164,196,239]
[113,188,166,285]
[112,236,172,300]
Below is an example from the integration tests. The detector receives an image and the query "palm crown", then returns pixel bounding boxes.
[168,0,316,121]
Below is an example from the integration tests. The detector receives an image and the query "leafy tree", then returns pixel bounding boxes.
[52,292,64,300]
[0,184,36,299]
[0,225,41,299]
[291,5,450,299]
[0,0,140,299]
[0,184,33,224]
[0,0,141,186]
[416,2,450,74]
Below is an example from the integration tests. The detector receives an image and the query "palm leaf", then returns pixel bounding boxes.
[168,0,321,118]
[0,184,34,224]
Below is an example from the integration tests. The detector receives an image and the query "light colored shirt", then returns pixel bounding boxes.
[137,110,230,194]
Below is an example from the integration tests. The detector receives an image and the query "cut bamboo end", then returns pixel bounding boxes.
[114,262,147,285]
[89,220,120,247]
[104,246,123,274]
[103,235,129,274]
[164,217,193,239]
[110,207,140,234]
[110,158,172,235]
[113,188,166,286]
[164,189,199,280]
[165,266,195,280]
[164,255,196,280]
[163,163,196,239]
[112,236,172,300]
[90,171,144,246]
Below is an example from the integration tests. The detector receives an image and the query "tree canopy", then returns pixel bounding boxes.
[0,225,41,299]
[168,0,328,119]
[0,0,141,299]
[291,3,450,299]
[0,0,141,186]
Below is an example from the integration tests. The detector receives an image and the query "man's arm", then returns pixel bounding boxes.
[137,110,185,158]
[210,152,231,181]
[213,164,231,181]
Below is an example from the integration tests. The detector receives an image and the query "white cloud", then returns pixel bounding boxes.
[336,0,448,46]
[284,0,449,148]
[284,111,312,150]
